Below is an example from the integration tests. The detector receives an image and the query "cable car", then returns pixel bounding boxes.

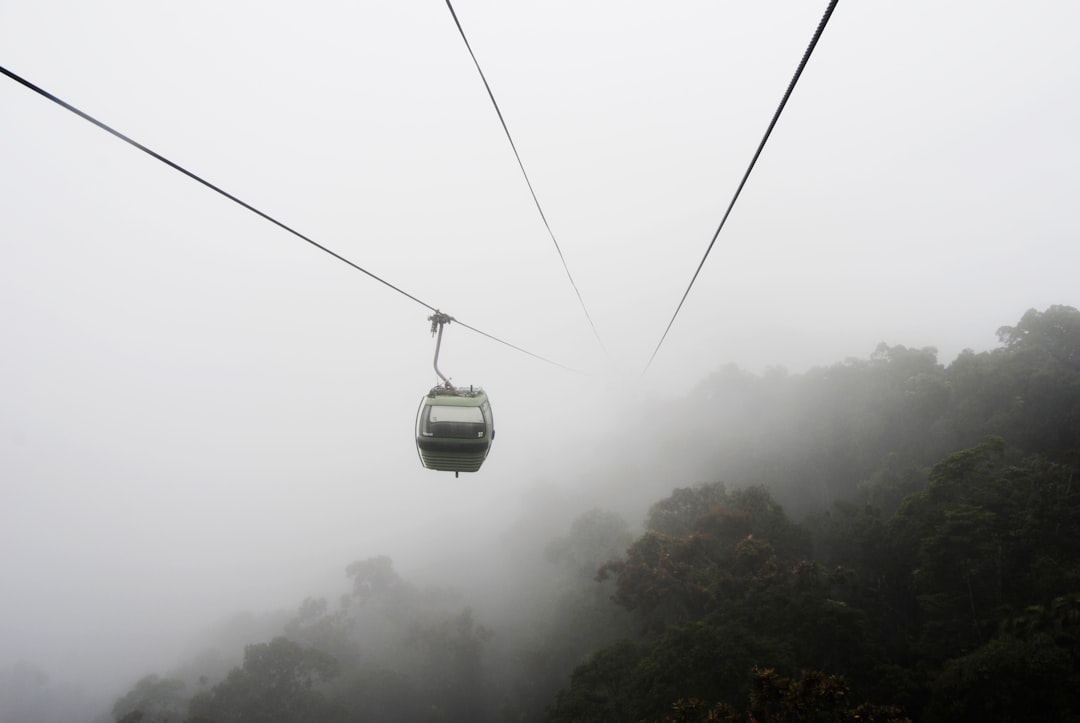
[415,385,494,475]
[415,312,495,476]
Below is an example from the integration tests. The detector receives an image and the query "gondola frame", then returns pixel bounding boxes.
[415,387,494,474]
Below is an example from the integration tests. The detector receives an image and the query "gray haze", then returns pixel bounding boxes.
[2,0,1078,715]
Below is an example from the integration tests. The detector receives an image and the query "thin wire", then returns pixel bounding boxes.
[0,65,433,311]
[0,63,581,374]
[642,0,840,375]
[445,0,607,354]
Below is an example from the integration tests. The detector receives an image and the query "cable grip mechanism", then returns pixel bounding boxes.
[428,312,455,391]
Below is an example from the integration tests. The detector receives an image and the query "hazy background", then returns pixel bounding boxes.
[2,0,1078,712]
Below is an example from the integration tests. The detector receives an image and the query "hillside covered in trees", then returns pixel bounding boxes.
[12,305,1080,722]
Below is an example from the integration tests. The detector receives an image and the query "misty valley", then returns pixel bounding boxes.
[6,305,1080,722]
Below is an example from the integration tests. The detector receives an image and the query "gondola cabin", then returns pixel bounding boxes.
[415,386,494,475]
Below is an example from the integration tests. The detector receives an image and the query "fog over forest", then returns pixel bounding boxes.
[3,1,1079,721]
[6,304,1080,722]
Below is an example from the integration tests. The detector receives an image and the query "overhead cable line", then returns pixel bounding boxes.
[444,0,607,355]
[0,64,580,374]
[642,0,840,375]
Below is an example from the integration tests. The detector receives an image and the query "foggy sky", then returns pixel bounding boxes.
[2,0,1078,705]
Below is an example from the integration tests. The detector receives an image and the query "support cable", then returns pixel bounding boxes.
[0,64,581,374]
[642,0,840,375]
[445,0,607,354]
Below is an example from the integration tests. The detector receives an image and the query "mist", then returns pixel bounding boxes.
[3,0,1079,721]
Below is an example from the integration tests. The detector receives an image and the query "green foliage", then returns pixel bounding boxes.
[279,556,500,722]
[545,507,635,580]
[656,305,1080,518]
[996,304,1080,368]
[405,607,493,720]
[629,619,780,716]
[345,555,402,604]
[282,597,355,667]
[747,667,912,723]
[646,482,731,537]
[925,633,1080,722]
[546,640,643,723]
[112,675,187,722]
[96,305,1080,723]
[856,454,929,517]
[890,440,1080,667]
[646,483,810,559]
[565,488,901,720]
[596,529,729,631]
[495,508,637,722]
[323,666,421,722]
[186,637,338,723]
[558,385,1079,719]
[725,485,812,559]
[949,305,1080,461]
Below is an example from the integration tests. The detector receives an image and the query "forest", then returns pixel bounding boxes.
[11,304,1080,722]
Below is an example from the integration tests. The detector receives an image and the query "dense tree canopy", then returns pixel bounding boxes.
[99,305,1080,723]
[186,637,338,723]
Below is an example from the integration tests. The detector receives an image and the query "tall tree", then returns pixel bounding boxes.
[111,675,187,723]
[186,637,338,723]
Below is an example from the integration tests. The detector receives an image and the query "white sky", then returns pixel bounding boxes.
[2,0,1079,700]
